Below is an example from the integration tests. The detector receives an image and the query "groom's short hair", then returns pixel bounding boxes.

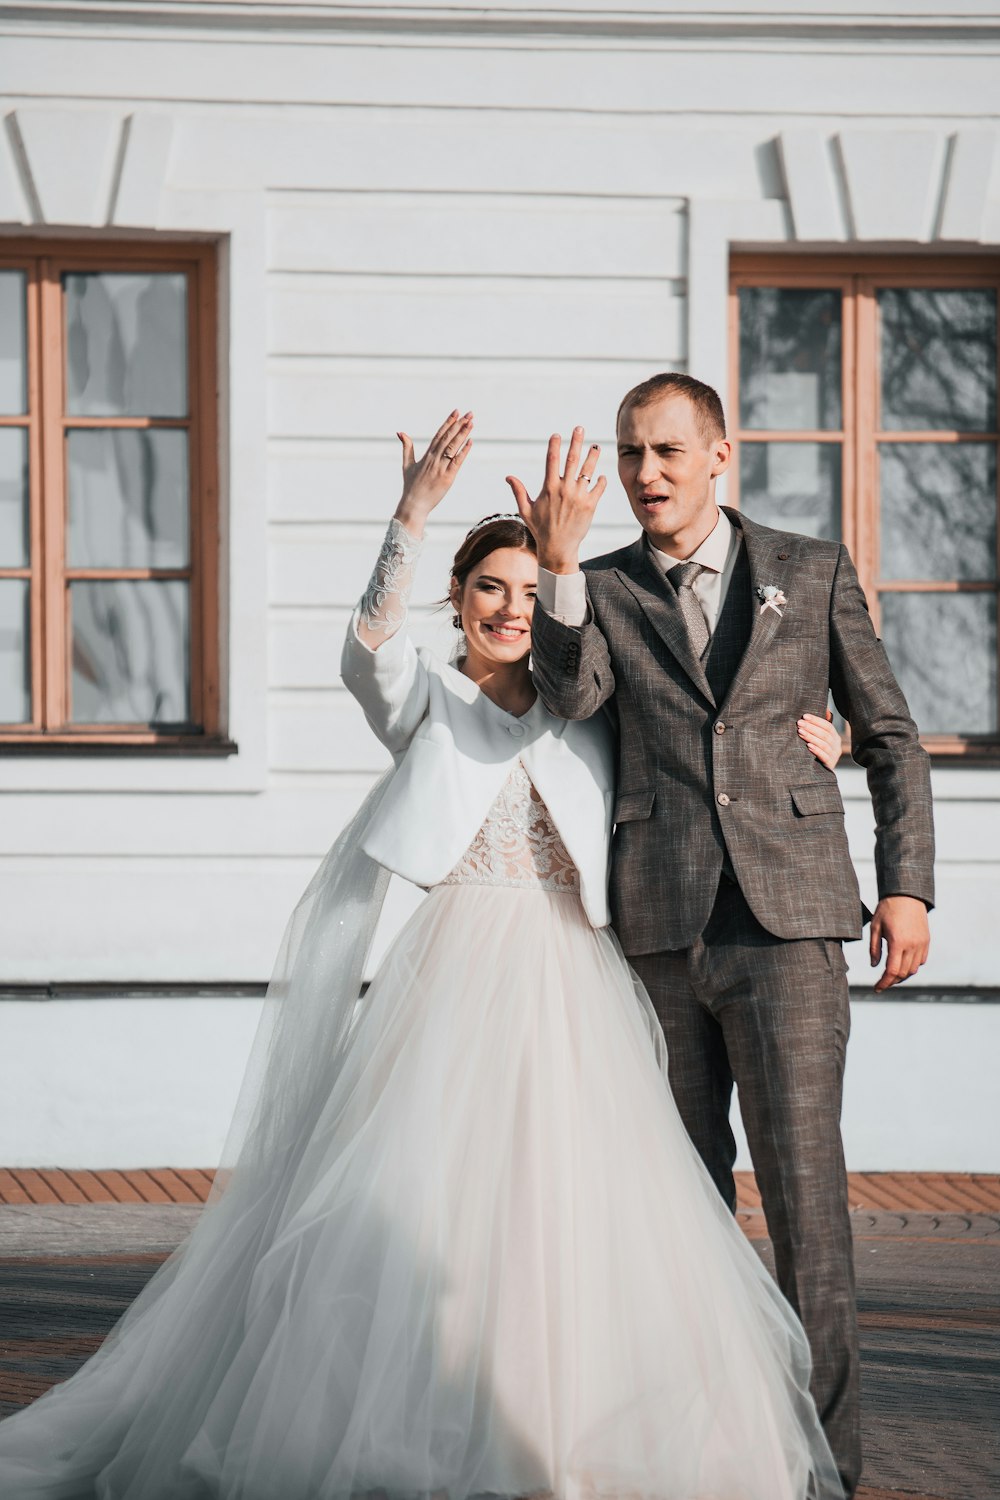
[617,373,727,445]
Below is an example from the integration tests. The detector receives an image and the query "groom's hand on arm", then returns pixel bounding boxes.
[869,895,931,992]
[828,542,935,989]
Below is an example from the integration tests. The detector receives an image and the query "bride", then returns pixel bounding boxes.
[0,411,847,1500]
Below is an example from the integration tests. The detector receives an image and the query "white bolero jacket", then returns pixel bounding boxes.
[340,521,616,928]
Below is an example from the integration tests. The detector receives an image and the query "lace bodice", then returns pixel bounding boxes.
[441,761,580,894]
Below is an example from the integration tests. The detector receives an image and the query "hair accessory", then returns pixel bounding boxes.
[464,512,526,539]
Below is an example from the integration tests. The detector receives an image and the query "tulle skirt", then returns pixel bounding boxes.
[0,884,840,1499]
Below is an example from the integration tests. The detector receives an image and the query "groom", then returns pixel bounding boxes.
[508,373,934,1498]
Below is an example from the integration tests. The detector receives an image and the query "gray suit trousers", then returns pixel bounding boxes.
[630,876,861,1499]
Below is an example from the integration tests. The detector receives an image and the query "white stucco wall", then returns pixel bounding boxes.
[0,3,998,1166]
[1,987,996,1172]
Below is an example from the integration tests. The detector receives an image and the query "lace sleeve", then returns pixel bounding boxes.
[355,517,424,650]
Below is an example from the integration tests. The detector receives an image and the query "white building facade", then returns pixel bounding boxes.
[0,1,997,1169]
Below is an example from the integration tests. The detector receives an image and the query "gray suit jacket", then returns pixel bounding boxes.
[530,507,935,955]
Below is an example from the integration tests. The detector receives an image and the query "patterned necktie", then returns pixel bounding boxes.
[666,561,711,659]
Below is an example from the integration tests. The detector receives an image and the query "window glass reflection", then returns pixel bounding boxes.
[0,271,26,416]
[879,288,997,432]
[880,443,996,581]
[67,429,189,570]
[0,428,29,568]
[739,442,841,541]
[0,579,30,723]
[880,592,996,735]
[65,272,188,418]
[739,288,842,430]
[71,580,189,725]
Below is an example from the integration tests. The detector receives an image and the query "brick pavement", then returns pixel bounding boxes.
[0,1174,996,1499]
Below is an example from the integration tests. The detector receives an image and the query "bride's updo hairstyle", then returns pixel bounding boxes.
[448,513,537,631]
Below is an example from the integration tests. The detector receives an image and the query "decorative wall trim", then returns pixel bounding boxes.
[777,131,845,244]
[2,3,1000,44]
[0,115,32,223]
[775,126,1000,248]
[13,108,120,226]
[939,129,999,243]
[839,129,945,242]
[849,988,1000,1004]
[114,112,175,229]
[1,109,175,228]
[3,983,998,1003]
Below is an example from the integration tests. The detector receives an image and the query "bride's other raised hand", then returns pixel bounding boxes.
[395,410,473,536]
[506,426,606,575]
[797,710,843,771]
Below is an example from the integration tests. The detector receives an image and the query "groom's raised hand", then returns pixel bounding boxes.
[506,427,606,575]
[870,894,931,992]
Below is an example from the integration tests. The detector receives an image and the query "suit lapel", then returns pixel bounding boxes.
[612,539,717,708]
[718,509,793,710]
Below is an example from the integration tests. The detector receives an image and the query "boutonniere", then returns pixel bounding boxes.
[756,584,788,617]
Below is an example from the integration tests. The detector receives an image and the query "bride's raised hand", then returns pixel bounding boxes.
[798,709,844,770]
[395,410,473,534]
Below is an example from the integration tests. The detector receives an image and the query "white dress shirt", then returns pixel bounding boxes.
[536,508,739,637]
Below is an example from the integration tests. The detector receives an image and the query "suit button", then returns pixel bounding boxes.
[507,723,525,737]
[714,721,726,735]
[717,792,730,806]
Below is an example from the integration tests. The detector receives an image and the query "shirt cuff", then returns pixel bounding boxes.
[536,566,587,627]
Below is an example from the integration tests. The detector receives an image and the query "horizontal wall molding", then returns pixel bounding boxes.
[3,983,999,1004]
[268,278,684,363]
[0,982,269,1000]
[268,196,686,278]
[848,987,1000,1004]
[4,4,1000,44]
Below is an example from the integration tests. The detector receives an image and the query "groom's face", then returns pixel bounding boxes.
[617,393,731,554]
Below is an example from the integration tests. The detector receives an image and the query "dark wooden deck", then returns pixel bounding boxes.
[0,1172,995,1498]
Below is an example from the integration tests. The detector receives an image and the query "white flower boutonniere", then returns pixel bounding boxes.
[756,584,788,617]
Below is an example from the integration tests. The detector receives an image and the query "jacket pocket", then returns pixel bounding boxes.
[614,787,656,823]
[790,782,844,817]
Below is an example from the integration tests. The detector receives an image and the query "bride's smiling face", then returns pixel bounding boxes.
[451,546,537,666]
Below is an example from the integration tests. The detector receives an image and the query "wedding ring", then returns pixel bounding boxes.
[443,448,456,459]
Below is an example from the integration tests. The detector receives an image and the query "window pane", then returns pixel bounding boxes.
[880,442,996,582]
[71,580,189,725]
[0,427,29,567]
[0,580,30,723]
[67,428,189,569]
[739,288,842,430]
[739,442,841,541]
[879,288,997,432]
[0,271,26,415]
[65,272,188,418]
[880,592,997,736]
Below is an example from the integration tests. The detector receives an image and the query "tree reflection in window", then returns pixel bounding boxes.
[879,289,996,433]
[739,288,842,430]
[71,581,189,726]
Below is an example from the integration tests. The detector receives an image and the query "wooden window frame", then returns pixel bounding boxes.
[729,253,1000,761]
[0,237,229,754]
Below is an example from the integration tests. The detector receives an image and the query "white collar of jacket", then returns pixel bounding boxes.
[350,646,615,928]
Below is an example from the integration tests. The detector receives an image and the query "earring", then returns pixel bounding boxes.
[452,614,462,630]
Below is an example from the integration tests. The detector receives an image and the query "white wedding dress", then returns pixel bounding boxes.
[0,526,842,1500]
